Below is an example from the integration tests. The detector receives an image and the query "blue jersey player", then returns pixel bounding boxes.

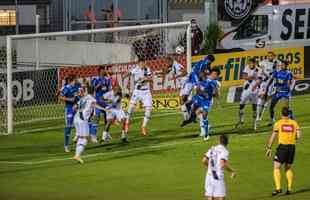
[181,68,220,141]
[90,66,112,139]
[182,55,215,118]
[269,60,294,124]
[59,75,79,153]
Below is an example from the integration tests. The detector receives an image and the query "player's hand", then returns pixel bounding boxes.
[265,147,272,157]
[230,171,236,179]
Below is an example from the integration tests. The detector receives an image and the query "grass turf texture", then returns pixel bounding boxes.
[0,93,310,200]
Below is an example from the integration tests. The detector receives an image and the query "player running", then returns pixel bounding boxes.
[256,52,281,121]
[90,66,112,142]
[269,60,294,125]
[235,58,260,130]
[124,59,153,136]
[59,75,79,153]
[73,86,97,164]
[100,85,128,143]
[181,68,220,141]
[202,134,236,200]
[266,107,301,195]
[165,57,189,120]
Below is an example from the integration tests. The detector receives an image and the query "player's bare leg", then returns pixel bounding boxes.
[252,104,258,131]
[141,106,152,136]
[125,103,135,133]
[120,119,128,143]
[235,104,245,128]
[180,95,190,121]
[73,136,88,164]
[101,120,113,142]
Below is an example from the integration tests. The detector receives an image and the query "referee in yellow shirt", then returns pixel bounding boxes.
[266,107,301,196]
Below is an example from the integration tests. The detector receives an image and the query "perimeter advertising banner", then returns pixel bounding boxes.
[58,56,186,111]
[192,47,305,86]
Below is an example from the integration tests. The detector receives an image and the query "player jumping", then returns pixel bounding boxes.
[100,85,128,143]
[202,134,236,200]
[59,75,79,153]
[269,60,294,125]
[124,59,153,136]
[181,68,220,141]
[90,66,112,142]
[235,58,260,130]
[73,86,96,164]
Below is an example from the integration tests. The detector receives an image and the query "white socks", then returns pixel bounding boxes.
[75,138,87,157]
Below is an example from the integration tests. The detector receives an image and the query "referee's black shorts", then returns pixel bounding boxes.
[274,144,296,164]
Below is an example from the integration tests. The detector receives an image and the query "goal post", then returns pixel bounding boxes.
[4,21,192,135]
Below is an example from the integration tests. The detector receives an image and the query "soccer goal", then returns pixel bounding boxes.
[1,21,192,134]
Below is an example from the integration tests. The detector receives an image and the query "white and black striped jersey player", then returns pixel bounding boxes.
[73,87,96,164]
[256,52,281,120]
[236,58,260,130]
[124,60,153,136]
[166,57,189,120]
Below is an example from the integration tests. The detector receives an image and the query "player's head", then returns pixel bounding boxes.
[219,134,229,146]
[138,58,147,68]
[248,58,256,69]
[281,106,290,118]
[98,66,108,77]
[204,54,215,64]
[87,85,95,96]
[267,51,276,61]
[209,67,221,80]
[78,87,86,97]
[67,75,76,85]
[167,57,174,66]
[106,65,113,76]
[279,59,289,70]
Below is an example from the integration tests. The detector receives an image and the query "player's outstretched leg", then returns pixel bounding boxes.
[125,103,135,133]
[252,104,258,131]
[201,112,210,141]
[101,120,112,142]
[180,95,190,121]
[141,106,152,136]
[73,136,88,164]
[180,103,197,127]
[269,97,278,126]
[121,119,129,143]
[235,104,245,128]
[64,110,74,153]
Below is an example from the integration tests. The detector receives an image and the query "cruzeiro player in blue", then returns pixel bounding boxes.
[181,68,220,141]
[181,54,215,117]
[90,66,112,142]
[269,60,294,125]
[59,75,80,153]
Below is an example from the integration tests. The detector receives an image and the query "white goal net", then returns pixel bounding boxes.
[2,22,191,134]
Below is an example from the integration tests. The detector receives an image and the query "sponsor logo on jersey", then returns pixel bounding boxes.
[281,124,294,132]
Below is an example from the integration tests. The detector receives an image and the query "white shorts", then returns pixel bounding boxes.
[130,89,152,108]
[74,116,90,137]
[205,175,226,198]
[106,108,126,122]
[259,81,275,97]
[240,89,258,105]
[180,82,193,96]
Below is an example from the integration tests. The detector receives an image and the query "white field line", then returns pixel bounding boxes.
[1,125,309,166]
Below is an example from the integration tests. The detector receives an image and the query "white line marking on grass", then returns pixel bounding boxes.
[1,125,310,166]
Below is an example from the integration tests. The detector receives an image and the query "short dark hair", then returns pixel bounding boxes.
[67,75,76,83]
[248,57,256,63]
[267,51,275,56]
[282,107,290,117]
[220,134,229,146]
[98,66,106,72]
[210,67,221,76]
[207,54,215,63]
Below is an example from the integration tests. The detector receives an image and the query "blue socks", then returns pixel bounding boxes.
[202,117,209,138]
[89,123,98,137]
[64,127,71,147]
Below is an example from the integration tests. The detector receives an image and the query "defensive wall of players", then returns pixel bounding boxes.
[1,46,310,110]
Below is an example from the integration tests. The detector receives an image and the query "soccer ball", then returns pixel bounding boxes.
[175,46,185,54]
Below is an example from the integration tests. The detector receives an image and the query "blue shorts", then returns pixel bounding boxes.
[272,92,290,102]
[65,107,75,128]
[192,95,211,113]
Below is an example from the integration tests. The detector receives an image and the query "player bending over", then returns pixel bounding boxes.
[165,57,189,120]
[235,58,260,130]
[100,85,128,143]
[202,134,236,200]
[124,59,153,136]
[268,60,294,125]
[90,66,112,142]
[266,107,301,195]
[181,68,220,141]
[73,86,97,164]
[59,75,80,153]
[256,52,281,121]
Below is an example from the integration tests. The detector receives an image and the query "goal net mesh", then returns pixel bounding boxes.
[3,23,190,134]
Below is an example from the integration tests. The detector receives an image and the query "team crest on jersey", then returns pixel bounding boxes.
[224,0,252,20]
[281,124,294,132]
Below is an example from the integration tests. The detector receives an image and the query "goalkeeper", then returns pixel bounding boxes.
[266,107,301,196]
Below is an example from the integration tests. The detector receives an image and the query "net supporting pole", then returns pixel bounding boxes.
[186,24,192,73]
[35,14,40,70]
[6,36,13,134]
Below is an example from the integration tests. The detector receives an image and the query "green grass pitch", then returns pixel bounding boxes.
[0,93,310,200]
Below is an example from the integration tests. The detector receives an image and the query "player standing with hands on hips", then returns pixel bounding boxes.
[266,107,301,196]
[202,135,236,200]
